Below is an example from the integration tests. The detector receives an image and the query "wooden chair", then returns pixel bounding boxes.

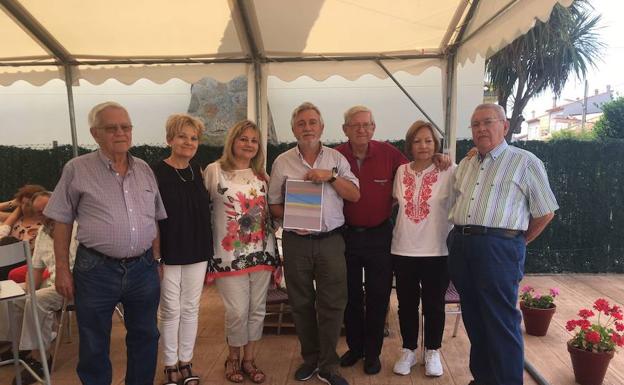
[265,287,290,335]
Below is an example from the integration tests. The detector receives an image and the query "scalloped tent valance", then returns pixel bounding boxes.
[0,0,572,85]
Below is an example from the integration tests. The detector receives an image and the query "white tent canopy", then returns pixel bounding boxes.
[0,0,572,154]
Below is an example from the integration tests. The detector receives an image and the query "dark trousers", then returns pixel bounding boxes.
[282,231,347,374]
[392,255,449,350]
[343,222,393,358]
[448,230,526,385]
[73,246,161,385]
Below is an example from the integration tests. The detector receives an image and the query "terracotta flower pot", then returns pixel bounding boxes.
[567,341,614,385]
[520,301,556,336]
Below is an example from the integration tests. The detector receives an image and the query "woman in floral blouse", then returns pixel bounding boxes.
[203,120,279,384]
[391,121,455,378]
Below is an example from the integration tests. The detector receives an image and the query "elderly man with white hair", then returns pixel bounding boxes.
[44,101,167,385]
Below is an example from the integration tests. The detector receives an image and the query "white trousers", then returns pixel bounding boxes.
[158,261,208,366]
[0,284,64,351]
[215,270,271,347]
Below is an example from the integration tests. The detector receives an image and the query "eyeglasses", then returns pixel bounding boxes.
[469,119,503,130]
[346,122,374,130]
[98,124,133,134]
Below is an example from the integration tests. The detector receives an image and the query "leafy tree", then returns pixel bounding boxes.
[594,97,624,139]
[486,0,604,140]
[549,128,596,141]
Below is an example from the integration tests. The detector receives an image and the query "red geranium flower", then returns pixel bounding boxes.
[568,298,624,353]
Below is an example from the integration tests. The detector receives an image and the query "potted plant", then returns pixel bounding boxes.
[566,298,624,385]
[519,286,559,336]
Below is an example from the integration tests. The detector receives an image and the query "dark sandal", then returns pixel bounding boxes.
[178,362,200,385]
[163,366,179,385]
[242,359,266,384]
[224,358,244,383]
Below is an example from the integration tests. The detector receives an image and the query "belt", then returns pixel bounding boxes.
[345,219,390,233]
[289,225,344,240]
[79,244,148,263]
[454,225,522,239]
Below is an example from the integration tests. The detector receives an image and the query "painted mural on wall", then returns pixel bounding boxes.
[188,76,276,146]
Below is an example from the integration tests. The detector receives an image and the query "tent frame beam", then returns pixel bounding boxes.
[375,60,444,136]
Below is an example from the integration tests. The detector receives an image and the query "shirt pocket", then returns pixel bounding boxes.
[139,188,157,219]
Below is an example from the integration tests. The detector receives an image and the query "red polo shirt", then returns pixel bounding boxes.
[336,140,408,227]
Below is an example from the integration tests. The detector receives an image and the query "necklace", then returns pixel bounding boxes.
[174,164,194,182]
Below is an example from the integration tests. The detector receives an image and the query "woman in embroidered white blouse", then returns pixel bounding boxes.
[203,120,279,384]
[391,120,455,378]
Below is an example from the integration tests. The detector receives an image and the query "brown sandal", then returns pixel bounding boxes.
[242,359,266,384]
[163,366,179,385]
[225,358,244,383]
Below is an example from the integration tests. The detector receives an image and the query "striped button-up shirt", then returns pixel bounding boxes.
[44,150,167,258]
[449,141,558,231]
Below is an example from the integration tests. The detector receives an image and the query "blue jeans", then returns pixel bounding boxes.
[73,246,160,385]
[448,230,526,385]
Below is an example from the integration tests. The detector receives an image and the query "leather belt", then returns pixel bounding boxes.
[79,244,148,263]
[454,225,522,239]
[345,219,391,233]
[290,225,344,240]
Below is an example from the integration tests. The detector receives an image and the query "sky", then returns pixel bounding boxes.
[0,0,620,147]
[524,0,623,117]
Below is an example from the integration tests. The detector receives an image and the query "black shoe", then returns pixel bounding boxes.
[317,371,349,385]
[0,349,29,362]
[294,363,318,381]
[12,357,44,385]
[339,350,363,367]
[363,356,381,375]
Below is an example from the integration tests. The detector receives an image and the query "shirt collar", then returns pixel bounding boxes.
[477,140,508,162]
[97,149,134,172]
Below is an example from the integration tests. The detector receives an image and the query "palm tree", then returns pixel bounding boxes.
[486,0,604,140]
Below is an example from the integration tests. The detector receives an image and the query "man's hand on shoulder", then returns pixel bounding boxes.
[433,153,452,171]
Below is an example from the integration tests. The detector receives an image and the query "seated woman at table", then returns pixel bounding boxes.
[0,184,48,281]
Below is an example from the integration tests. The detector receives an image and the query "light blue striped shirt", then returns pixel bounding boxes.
[449,141,558,230]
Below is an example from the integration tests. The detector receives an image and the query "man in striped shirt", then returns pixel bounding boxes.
[448,103,558,385]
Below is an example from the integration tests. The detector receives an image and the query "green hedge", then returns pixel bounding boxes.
[1,140,622,274]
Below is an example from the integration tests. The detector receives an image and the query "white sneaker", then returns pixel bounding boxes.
[424,349,443,377]
[393,348,417,375]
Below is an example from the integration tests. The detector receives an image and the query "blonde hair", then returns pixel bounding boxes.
[404,120,441,159]
[343,105,375,125]
[290,102,324,129]
[219,120,266,177]
[88,101,129,128]
[165,113,205,141]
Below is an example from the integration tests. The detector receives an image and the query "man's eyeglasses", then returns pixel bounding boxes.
[469,119,503,130]
[347,123,374,130]
[98,124,133,134]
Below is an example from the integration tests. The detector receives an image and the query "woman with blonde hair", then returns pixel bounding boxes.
[152,113,213,385]
[203,120,279,384]
[391,120,455,378]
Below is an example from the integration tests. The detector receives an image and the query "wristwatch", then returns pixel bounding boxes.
[328,167,338,184]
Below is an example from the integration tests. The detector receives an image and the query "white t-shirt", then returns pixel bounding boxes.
[31,222,78,287]
[391,163,455,257]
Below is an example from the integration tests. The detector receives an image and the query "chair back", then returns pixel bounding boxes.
[0,241,28,267]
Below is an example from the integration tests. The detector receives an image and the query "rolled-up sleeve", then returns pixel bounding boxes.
[526,157,559,217]
[268,157,286,205]
[335,152,359,188]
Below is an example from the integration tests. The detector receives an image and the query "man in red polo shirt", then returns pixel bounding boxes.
[335,106,408,374]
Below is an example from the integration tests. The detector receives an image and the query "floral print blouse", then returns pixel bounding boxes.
[203,162,279,280]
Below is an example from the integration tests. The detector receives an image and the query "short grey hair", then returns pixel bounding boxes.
[343,105,375,125]
[290,102,324,129]
[88,101,129,128]
[473,103,507,120]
